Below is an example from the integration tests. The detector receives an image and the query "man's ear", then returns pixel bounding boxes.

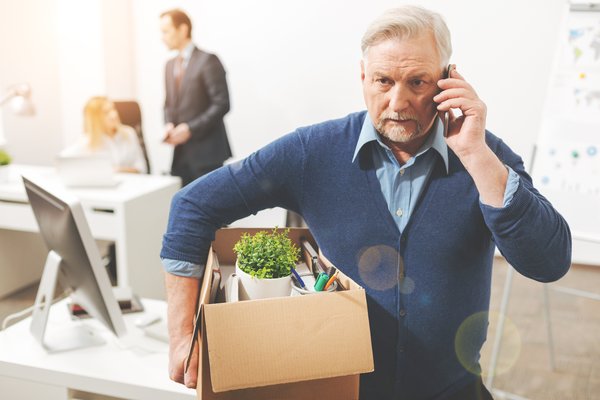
[360,60,366,82]
[179,24,190,39]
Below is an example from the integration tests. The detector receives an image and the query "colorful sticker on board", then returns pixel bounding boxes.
[572,150,580,159]
[569,28,586,42]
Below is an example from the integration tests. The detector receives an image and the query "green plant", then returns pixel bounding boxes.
[233,228,300,279]
[0,149,11,166]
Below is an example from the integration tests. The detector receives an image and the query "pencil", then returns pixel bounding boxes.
[323,271,339,291]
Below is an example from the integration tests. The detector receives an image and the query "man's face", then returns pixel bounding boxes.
[160,16,186,51]
[361,34,443,146]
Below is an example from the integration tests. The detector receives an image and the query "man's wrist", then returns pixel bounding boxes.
[454,141,490,168]
[459,145,509,207]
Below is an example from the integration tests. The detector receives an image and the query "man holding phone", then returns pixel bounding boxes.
[161,5,571,400]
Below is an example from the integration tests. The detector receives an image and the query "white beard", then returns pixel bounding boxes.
[375,111,423,144]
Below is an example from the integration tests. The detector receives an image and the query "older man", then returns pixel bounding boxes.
[161,6,571,400]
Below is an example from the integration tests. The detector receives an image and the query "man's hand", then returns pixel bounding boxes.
[163,123,175,142]
[165,272,201,388]
[434,66,488,160]
[168,329,199,388]
[164,123,191,146]
[434,66,508,207]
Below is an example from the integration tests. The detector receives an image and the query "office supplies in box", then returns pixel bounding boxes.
[191,227,374,400]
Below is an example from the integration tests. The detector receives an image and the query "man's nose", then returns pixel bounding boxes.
[388,85,410,113]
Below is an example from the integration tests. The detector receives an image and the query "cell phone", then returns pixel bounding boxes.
[442,64,453,138]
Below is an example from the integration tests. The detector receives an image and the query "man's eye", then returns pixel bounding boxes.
[375,77,392,86]
[411,79,425,87]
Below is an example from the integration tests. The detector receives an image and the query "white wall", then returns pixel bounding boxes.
[0,0,63,165]
[127,0,565,226]
[56,0,107,148]
[0,0,135,165]
[131,0,565,175]
[1,0,566,225]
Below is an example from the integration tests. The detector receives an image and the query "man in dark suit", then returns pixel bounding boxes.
[160,9,232,186]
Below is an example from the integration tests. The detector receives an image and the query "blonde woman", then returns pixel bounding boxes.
[62,96,147,173]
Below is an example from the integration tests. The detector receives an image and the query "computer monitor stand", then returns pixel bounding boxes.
[30,251,106,353]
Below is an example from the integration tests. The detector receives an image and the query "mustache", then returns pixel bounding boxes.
[379,111,418,122]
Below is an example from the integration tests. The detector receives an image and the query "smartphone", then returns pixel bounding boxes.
[442,64,453,137]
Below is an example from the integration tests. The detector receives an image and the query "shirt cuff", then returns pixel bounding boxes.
[161,258,205,279]
[502,165,520,207]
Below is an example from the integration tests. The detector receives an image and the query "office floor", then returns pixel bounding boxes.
[1,258,599,400]
[481,259,600,400]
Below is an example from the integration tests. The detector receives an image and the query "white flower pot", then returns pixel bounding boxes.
[235,261,292,300]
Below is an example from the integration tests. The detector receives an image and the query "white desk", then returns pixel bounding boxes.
[0,165,180,300]
[0,298,195,400]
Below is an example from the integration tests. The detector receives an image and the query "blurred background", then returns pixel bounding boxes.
[0,0,563,175]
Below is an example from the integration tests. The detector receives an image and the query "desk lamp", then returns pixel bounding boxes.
[0,83,35,180]
[0,83,35,116]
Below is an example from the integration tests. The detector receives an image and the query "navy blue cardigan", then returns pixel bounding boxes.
[162,111,571,399]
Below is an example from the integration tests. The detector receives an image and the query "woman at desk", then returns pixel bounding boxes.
[62,96,147,174]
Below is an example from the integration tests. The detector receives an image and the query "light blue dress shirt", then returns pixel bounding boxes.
[352,114,520,233]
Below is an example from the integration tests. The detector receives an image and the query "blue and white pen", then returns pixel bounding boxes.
[290,266,307,290]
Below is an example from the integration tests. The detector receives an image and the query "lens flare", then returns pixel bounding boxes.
[399,275,415,294]
[455,311,522,378]
[358,245,400,291]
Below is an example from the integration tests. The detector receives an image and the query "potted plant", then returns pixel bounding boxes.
[0,149,11,182]
[233,228,300,300]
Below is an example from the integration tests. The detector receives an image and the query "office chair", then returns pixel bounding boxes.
[113,100,151,174]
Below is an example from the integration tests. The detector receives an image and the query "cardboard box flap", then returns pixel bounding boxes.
[199,250,216,306]
[318,250,362,291]
[204,290,374,392]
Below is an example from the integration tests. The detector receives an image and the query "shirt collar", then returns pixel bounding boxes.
[352,113,449,173]
[179,42,195,62]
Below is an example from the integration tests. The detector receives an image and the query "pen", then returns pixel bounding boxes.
[290,266,307,289]
[323,271,339,291]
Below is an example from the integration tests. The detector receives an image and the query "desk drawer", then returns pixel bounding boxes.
[0,201,38,232]
[83,207,118,241]
[0,375,68,400]
[0,201,118,241]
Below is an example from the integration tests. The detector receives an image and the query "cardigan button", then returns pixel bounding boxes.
[399,309,407,317]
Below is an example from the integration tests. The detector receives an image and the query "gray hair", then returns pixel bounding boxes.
[361,6,452,67]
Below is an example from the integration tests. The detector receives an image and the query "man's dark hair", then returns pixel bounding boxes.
[161,9,192,38]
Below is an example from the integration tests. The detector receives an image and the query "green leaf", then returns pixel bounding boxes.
[233,227,300,279]
[0,149,11,166]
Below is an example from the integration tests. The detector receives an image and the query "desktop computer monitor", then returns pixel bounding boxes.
[22,175,126,352]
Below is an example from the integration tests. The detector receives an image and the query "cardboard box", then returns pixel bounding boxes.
[194,228,374,400]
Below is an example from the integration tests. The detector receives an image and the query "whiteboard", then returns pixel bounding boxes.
[531,1,600,265]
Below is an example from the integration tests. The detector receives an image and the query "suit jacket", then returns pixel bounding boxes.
[164,46,232,180]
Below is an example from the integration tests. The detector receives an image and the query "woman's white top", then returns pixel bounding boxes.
[61,125,147,173]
